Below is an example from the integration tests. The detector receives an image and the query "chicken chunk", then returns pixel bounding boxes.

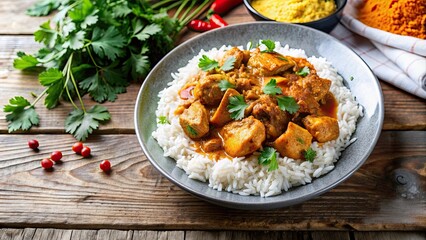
[251,95,290,140]
[220,116,266,157]
[179,101,210,139]
[274,122,312,159]
[193,74,226,106]
[299,75,331,102]
[202,138,223,152]
[220,47,245,70]
[248,52,294,76]
[210,88,240,127]
[302,115,339,142]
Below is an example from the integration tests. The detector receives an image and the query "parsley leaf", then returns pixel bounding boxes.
[258,147,279,171]
[91,26,126,61]
[3,96,40,132]
[158,116,170,124]
[65,105,111,141]
[198,55,219,71]
[220,56,236,71]
[186,125,198,136]
[26,0,61,16]
[277,96,299,114]
[261,39,275,52]
[262,79,282,95]
[296,66,310,77]
[304,147,317,162]
[34,21,58,48]
[227,95,248,120]
[38,68,65,109]
[218,80,235,91]
[134,24,162,41]
[123,52,151,80]
[13,52,39,70]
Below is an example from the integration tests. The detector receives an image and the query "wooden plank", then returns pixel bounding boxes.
[311,232,350,240]
[0,131,424,231]
[0,0,49,35]
[354,232,426,240]
[31,228,72,240]
[70,230,97,240]
[0,229,23,240]
[96,230,133,240]
[0,36,425,134]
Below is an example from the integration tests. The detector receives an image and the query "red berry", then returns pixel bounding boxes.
[28,139,39,149]
[50,151,62,162]
[81,146,91,158]
[100,160,111,172]
[72,142,83,154]
[41,158,53,169]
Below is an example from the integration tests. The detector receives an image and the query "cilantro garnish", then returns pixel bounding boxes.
[220,56,236,71]
[227,95,248,120]
[186,125,198,136]
[247,41,253,50]
[262,79,282,95]
[261,39,275,52]
[296,66,310,77]
[350,76,354,81]
[278,56,288,61]
[6,0,212,140]
[296,137,305,144]
[198,55,235,72]
[218,80,235,91]
[157,116,170,124]
[198,55,219,71]
[304,147,317,162]
[276,96,300,114]
[258,147,279,171]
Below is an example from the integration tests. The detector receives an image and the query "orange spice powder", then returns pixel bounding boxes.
[357,0,426,39]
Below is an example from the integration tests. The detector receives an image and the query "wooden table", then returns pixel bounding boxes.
[0,1,425,239]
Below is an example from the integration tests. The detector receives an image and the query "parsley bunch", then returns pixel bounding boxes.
[5,0,210,141]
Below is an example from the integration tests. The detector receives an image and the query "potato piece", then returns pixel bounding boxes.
[274,122,312,159]
[210,88,240,127]
[221,116,266,157]
[302,115,339,142]
[220,47,245,70]
[248,52,294,76]
[179,101,210,139]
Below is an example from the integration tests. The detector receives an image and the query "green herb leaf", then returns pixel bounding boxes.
[158,116,170,124]
[304,147,317,162]
[3,96,40,132]
[258,147,279,171]
[34,21,58,48]
[38,68,65,109]
[65,105,111,141]
[261,39,275,52]
[26,0,60,16]
[350,76,354,81]
[38,68,63,86]
[13,52,39,70]
[277,96,299,114]
[218,80,235,91]
[134,24,162,41]
[123,52,151,80]
[91,26,126,61]
[198,55,219,71]
[62,31,85,50]
[296,66,310,77]
[227,95,248,120]
[262,79,282,95]
[186,125,197,136]
[68,0,94,22]
[220,56,236,71]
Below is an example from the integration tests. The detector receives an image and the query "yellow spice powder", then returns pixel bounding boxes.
[357,0,426,39]
[251,0,336,23]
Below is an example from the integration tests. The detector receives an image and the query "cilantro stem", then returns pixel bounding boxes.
[65,84,79,110]
[30,87,48,108]
[173,0,188,19]
[179,0,196,20]
[151,0,178,9]
[69,66,86,113]
[86,46,101,69]
[63,54,80,110]
[181,0,211,26]
[166,1,184,11]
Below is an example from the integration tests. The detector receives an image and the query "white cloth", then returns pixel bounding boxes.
[330,0,426,99]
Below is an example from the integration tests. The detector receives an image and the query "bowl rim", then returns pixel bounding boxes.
[134,22,384,209]
[243,0,348,25]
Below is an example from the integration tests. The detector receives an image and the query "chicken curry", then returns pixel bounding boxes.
[175,43,339,162]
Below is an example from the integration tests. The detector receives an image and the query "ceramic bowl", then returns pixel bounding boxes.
[243,0,347,32]
[134,22,384,210]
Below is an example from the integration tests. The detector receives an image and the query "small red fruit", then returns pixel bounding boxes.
[50,151,63,162]
[72,142,83,154]
[41,158,53,169]
[28,139,39,149]
[81,146,91,158]
[100,160,111,172]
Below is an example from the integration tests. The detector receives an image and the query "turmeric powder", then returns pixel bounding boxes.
[357,0,426,39]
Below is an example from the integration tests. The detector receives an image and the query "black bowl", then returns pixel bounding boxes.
[243,0,347,32]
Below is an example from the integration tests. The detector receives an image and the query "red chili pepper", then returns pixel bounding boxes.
[209,14,228,28]
[187,20,213,32]
[210,0,243,15]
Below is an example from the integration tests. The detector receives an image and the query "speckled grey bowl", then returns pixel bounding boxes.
[134,22,384,210]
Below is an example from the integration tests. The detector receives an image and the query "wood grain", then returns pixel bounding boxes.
[0,132,424,231]
[0,36,425,135]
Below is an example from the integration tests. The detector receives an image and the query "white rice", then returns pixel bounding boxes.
[152,41,362,197]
